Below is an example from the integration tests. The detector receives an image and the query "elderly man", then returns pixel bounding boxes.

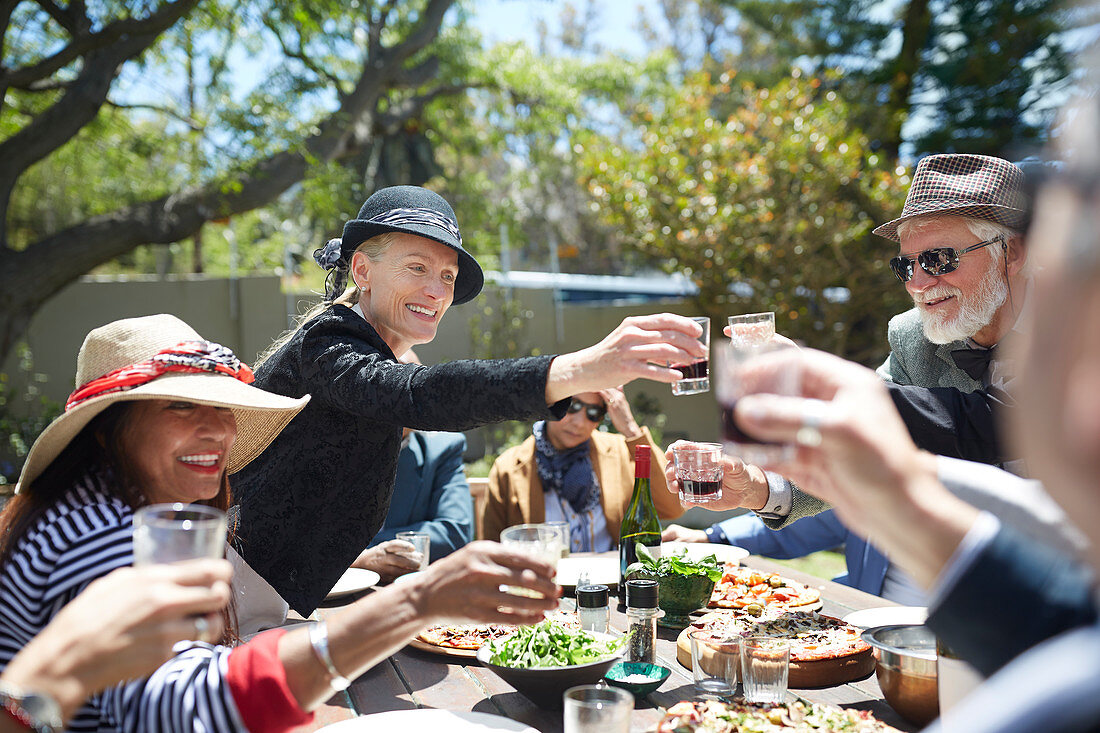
[720,97,1100,728]
[664,155,1036,602]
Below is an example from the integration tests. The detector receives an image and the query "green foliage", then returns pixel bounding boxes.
[487,618,627,668]
[574,69,912,364]
[627,543,724,582]
[0,344,62,485]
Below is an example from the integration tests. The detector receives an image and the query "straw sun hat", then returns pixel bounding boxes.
[15,314,309,493]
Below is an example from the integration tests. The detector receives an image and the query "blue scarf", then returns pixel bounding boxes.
[532,421,601,514]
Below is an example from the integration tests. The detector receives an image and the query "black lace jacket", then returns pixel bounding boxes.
[231,305,567,614]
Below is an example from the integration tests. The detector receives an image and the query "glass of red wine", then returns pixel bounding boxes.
[715,340,800,466]
[671,316,711,396]
[672,442,724,504]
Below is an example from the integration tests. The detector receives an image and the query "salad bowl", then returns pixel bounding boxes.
[475,628,625,708]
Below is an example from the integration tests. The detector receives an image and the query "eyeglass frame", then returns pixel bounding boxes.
[889,235,1005,283]
[565,397,607,423]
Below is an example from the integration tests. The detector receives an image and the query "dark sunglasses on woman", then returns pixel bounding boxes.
[567,398,607,422]
[889,235,1005,282]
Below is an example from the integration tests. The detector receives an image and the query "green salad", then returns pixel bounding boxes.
[625,543,724,582]
[487,619,628,668]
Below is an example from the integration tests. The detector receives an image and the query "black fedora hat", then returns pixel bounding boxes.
[341,185,484,305]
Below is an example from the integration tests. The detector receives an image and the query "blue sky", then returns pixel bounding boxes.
[469,0,659,56]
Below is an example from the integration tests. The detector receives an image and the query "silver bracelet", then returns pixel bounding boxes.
[308,620,351,692]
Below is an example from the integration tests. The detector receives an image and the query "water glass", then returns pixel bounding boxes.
[671,316,711,396]
[727,312,775,346]
[132,503,227,565]
[689,629,739,699]
[395,531,431,571]
[715,340,800,467]
[741,637,789,704]
[672,442,723,504]
[563,684,633,733]
[544,520,571,557]
[500,523,562,599]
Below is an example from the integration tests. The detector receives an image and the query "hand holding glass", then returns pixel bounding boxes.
[716,340,800,467]
[727,312,775,346]
[500,523,561,599]
[394,531,430,572]
[132,503,227,565]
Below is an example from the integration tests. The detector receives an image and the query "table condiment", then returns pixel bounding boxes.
[625,578,660,663]
[576,584,610,634]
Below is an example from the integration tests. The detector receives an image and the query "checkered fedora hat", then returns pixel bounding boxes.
[873,154,1027,241]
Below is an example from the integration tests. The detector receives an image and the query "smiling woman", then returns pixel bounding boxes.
[231,185,708,615]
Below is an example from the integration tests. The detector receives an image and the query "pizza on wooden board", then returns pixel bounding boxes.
[709,567,821,613]
[657,699,903,733]
[676,610,876,688]
[416,623,516,651]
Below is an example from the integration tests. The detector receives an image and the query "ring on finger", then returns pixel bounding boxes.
[193,615,209,640]
[795,399,831,447]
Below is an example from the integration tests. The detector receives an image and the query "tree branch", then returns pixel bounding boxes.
[262,17,345,90]
[391,55,440,89]
[34,0,79,34]
[0,0,201,246]
[376,83,473,133]
[105,99,204,130]
[1,0,193,90]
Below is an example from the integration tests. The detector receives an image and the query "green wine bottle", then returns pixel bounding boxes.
[619,444,662,599]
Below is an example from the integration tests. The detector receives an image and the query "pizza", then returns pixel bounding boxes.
[416,623,517,651]
[657,699,902,733]
[708,567,821,613]
[677,610,876,687]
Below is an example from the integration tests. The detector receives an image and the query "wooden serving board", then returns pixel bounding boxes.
[407,637,481,659]
[675,626,876,688]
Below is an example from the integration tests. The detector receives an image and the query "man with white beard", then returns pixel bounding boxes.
[877,154,1029,394]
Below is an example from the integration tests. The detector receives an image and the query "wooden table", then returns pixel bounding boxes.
[298,553,918,732]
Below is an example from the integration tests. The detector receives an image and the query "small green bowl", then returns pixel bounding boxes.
[603,661,671,697]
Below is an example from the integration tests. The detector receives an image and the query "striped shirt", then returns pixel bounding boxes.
[0,473,247,732]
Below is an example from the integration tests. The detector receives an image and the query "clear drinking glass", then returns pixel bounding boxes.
[500,523,562,598]
[715,340,800,467]
[689,629,739,699]
[563,684,633,733]
[132,503,227,565]
[741,636,790,704]
[727,312,775,346]
[543,520,571,557]
[672,442,724,504]
[671,316,711,396]
[394,531,431,571]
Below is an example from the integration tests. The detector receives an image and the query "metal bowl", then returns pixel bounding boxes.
[861,624,939,726]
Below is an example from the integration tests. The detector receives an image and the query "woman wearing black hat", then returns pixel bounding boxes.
[232,185,704,615]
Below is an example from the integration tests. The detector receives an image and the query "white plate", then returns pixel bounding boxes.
[325,568,381,599]
[555,556,620,588]
[662,541,749,565]
[843,606,928,629]
[316,709,538,732]
[392,570,423,585]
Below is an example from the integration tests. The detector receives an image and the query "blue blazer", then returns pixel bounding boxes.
[715,509,889,596]
[368,431,474,561]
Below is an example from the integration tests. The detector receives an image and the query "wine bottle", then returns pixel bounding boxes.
[619,444,662,599]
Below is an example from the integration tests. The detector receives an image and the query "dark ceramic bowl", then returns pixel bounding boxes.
[475,634,624,709]
[603,661,671,697]
[654,573,716,628]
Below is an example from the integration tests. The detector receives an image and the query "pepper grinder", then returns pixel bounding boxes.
[624,578,660,664]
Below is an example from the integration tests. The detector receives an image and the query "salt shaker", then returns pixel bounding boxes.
[576,584,610,634]
[624,578,660,664]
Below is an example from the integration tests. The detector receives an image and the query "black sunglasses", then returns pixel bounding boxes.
[889,236,1005,283]
[567,398,607,422]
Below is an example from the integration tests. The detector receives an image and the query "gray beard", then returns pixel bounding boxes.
[919,262,1009,345]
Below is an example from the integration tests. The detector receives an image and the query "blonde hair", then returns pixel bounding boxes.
[256,231,401,366]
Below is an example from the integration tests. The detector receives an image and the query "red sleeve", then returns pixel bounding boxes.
[226,628,314,732]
